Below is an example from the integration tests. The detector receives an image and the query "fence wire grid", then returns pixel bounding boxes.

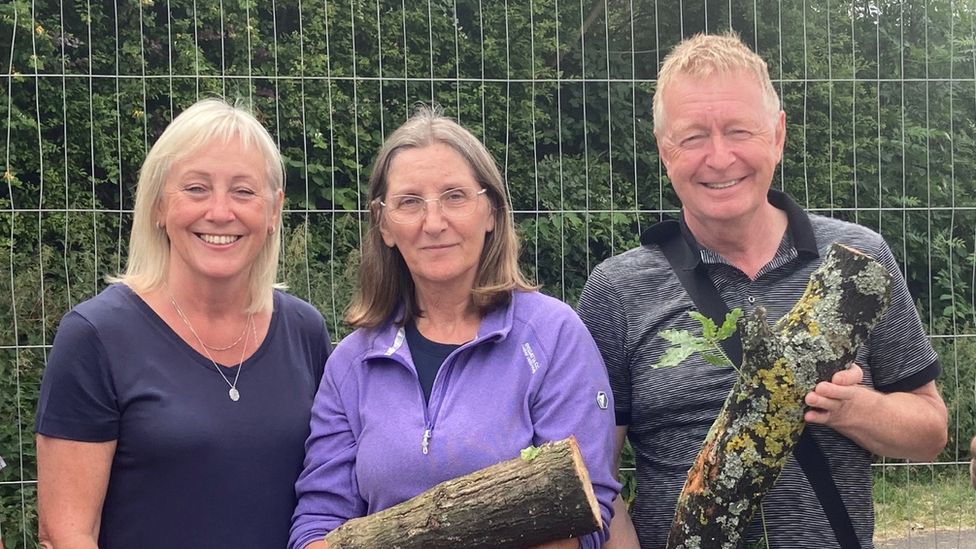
[3,0,976,547]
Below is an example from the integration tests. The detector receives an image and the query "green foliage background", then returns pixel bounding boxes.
[3,0,976,545]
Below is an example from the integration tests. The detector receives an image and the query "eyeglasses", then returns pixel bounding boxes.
[380,188,488,224]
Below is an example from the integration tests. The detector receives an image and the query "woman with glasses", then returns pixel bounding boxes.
[289,106,619,549]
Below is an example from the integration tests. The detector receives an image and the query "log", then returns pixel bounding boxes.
[323,436,602,549]
[667,243,893,549]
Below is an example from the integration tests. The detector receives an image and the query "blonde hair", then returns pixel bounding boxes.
[109,98,285,313]
[653,32,781,134]
[345,105,537,328]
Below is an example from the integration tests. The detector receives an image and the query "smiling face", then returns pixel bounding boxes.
[656,70,786,234]
[157,137,283,289]
[379,143,495,296]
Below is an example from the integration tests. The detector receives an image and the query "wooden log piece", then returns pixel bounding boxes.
[667,243,893,549]
[323,436,602,549]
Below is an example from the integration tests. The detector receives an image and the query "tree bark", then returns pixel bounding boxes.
[323,436,602,549]
[667,243,893,549]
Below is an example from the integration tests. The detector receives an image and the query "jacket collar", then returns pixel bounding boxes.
[639,189,819,271]
[362,292,517,361]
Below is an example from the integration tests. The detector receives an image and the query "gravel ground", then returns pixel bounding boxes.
[876,530,976,549]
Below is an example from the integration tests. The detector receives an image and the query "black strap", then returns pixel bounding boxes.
[651,219,862,549]
[658,233,744,366]
[793,435,861,548]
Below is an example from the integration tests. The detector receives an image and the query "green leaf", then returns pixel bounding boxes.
[653,309,743,369]
[520,446,541,461]
[701,351,730,366]
[658,329,703,346]
[653,345,699,369]
[689,311,717,339]
[717,309,744,340]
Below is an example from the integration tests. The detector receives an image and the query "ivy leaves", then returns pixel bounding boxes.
[653,309,743,371]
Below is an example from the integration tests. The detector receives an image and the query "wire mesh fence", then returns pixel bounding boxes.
[2,0,976,547]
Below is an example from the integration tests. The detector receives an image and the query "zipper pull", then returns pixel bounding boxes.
[421,428,432,455]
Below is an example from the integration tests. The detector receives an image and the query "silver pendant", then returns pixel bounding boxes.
[229,387,240,401]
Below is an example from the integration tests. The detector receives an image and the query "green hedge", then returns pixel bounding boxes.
[3,0,976,546]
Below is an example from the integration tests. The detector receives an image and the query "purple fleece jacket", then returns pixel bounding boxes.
[289,290,620,548]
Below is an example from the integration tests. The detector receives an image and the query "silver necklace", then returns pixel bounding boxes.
[170,295,253,402]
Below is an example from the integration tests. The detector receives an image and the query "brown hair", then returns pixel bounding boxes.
[345,105,537,328]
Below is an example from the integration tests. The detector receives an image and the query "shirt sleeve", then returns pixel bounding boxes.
[577,263,633,426]
[313,313,333,387]
[530,304,622,548]
[856,239,940,392]
[289,352,367,549]
[35,310,120,441]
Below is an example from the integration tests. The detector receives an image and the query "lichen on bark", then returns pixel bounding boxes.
[666,244,892,549]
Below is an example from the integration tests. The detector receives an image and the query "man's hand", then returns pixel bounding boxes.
[803,363,867,427]
[803,363,947,461]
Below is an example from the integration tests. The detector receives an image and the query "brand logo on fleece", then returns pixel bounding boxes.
[521,342,540,374]
[596,391,609,410]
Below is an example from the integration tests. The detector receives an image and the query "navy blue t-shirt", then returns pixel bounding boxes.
[404,321,459,403]
[35,284,331,549]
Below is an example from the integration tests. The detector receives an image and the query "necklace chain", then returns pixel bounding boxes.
[169,294,254,402]
[200,315,251,351]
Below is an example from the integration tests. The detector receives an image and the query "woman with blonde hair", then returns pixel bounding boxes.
[35,98,331,548]
[289,106,619,548]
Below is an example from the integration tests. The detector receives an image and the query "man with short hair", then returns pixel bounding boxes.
[578,32,948,548]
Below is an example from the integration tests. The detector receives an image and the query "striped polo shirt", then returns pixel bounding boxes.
[578,190,940,549]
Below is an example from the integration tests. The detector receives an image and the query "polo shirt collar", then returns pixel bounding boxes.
[639,189,819,271]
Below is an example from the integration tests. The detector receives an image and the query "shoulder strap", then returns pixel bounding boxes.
[650,220,862,549]
[657,230,743,365]
[793,434,862,547]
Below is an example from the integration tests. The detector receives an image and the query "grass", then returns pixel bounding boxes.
[873,463,976,541]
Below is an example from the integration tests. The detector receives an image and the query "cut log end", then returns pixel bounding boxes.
[566,435,604,531]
